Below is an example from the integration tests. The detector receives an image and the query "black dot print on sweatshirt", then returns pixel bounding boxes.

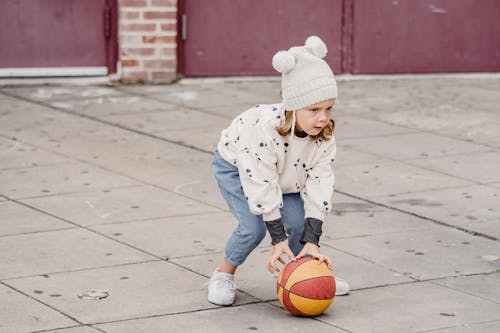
[323,201,329,211]
[245,168,253,177]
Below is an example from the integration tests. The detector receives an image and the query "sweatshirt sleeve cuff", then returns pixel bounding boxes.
[305,208,327,222]
[262,209,281,222]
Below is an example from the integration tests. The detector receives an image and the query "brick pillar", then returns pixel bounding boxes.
[118,0,178,83]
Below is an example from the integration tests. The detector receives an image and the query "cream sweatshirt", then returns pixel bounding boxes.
[217,103,336,222]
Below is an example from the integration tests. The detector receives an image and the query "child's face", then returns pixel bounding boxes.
[295,99,335,136]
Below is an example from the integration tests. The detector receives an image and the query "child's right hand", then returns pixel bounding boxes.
[266,240,296,273]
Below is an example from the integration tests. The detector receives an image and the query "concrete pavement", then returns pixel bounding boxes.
[1,76,499,333]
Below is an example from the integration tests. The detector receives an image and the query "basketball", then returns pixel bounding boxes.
[277,255,335,316]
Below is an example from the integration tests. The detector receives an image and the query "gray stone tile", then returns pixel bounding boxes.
[335,158,472,197]
[202,104,258,118]
[116,82,203,96]
[331,228,500,280]
[171,249,279,302]
[48,95,177,117]
[443,121,500,148]
[92,212,234,258]
[365,104,498,132]
[21,185,219,227]
[37,327,103,333]
[200,80,282,106]
[0,201,73,236]
[0,137,68,170]
[3,86,124,102]
[0,104,126,146]
[148,87,238,108]
[169,172,228,210]
[343,132,491,161]
[101,108,226,133]
[156,125,222,152]
[172,246,412,302]
[376,185,500,240]
[334,143,383,167]
[0,283,77,333]
[334,115,417,140]
[324,193,436,240]
[432,272,500,304]
[0,162,140,200]
[416,320,500,333]
[7,261,256,324]
[409,151,500,184]
[0,228,154,279]
[319,282,500,333]
[97,303,345,333]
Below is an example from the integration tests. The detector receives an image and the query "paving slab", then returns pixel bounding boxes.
[324,192,436,240]
[196,80,282,106]
[169,171,228,210]
[0,102,126,147]
[0,228,155,279]
[329,228,500,280]
[96,302,345,333]
[0,283,77,333]
[432,272,500,304]
[342,132,491,161]
[101,108,227,132]
[48,95,177,117]
[316,281,500,333]
[0,201,73,236]
[201,103,260,118]
[0,136,68,170]
[376,184,500,239]
[334,115,417,140]
[416,320,500,333]
[92,212,236,258]
[6,261,256,325]
[172,245,412,302]
[335,158,473,197]
[0,162,140,200]
[334,142,383,167]
[441,120,500,148]
[2,86,124,102]
[33,327,103,333]
[363,102,499,134]
[20,185,219,227]
[157,125,222,152]
[147,86,240,109]
[409,151,500,184]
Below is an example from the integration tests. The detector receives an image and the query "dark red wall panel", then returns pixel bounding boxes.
[0,0,117,70]
[351,0,500,73]
[180,0,343,76]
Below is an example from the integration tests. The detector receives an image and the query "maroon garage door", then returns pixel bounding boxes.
[178,0,344,76]
[0,0,118,77]
[179,0,500,76]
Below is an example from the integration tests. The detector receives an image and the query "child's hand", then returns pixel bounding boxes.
[297,242,332,270]
[266,240,296,273]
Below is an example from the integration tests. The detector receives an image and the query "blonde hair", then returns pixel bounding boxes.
[276,110,335,141]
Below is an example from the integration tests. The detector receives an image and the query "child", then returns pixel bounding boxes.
[208,36,350,306]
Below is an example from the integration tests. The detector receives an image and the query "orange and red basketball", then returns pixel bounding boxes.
[277,255,335,316]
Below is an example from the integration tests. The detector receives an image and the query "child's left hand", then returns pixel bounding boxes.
[297,242,332,270]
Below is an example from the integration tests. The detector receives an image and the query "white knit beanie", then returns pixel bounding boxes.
[272,36,338,111]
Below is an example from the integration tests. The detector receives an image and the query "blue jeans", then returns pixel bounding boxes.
[212,150,305,267]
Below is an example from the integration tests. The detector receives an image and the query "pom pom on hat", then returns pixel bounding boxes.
[272,50,296,74]
[305,35,328,59]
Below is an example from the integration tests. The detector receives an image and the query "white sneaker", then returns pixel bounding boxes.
[335,276,351,296]
[207,269,237,305]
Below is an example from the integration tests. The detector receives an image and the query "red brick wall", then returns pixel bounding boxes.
[119,0,177,83]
